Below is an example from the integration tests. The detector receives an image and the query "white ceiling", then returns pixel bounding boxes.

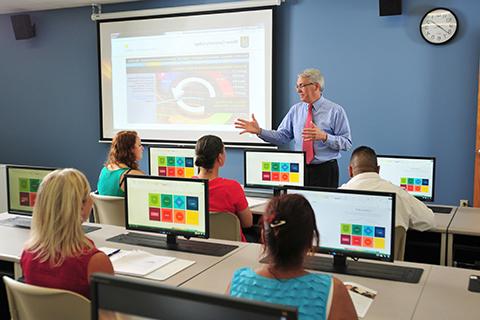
[0,0,142,15]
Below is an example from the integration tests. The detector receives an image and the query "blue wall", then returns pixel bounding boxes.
[0,0,478,205]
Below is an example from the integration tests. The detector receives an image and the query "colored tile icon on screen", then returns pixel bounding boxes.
[415,186,421,192]
[185,157,194,168]
[20,192,30,206]
[400,184,407,190]
[29,193,37,207]
[414,178,422,185]
[407,185,414,191]
[158,167,167,176]
[340,234,351,245]
[167,157,176,167]
[161,194,173,208]
[341,223,352,234]
[174,210,186,223]
[351,236,362,246]
[262,172,271,181]
[271,162,280,172]
[176,168,185,177]
[400,177,407,184]
[176,157,185,167]
[158,156,167,166]
[186,196,199,210]
[374,226,385,238]
[29,179,40,192]
[149,193,160,207]
[280,173,289,182]
[174,195,186,209]
[408,178,414,185]
[374,238,385,249]
[167,167,176,177]
[149,207,161,221]
[262,162,271,171]
[421,186,429,193]
[280,163,290,172]
[422,179,429,186]
[19,178,29,192]
[363,237,374,248]
[186,210,199,225]
[271,172,280,181]
[363,225,374,237]
[185,168,195,178]
[290,163,299,172]
[161,209,173,222]
[290,173,299,183]
[352,224,363,235]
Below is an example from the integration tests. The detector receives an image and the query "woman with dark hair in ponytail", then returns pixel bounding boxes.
[228,194,357,320]
[195,135,253,241]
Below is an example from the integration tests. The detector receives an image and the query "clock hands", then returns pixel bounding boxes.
[429,20,450,34]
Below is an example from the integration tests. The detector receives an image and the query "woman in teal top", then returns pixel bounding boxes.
[97,131,144,196]
[229,194,357,320]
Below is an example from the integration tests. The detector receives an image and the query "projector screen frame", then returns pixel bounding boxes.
[97,5,278,148]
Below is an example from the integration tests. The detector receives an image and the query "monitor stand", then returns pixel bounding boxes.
[107,232,238,257]
[260,255,424,283]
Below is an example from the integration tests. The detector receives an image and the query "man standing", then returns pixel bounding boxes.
[235,68,351,187]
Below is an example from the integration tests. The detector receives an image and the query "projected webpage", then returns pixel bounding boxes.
[100,9,272,144]
[377,156,434,201]
[7,167,55,215]
[245,151,305,188]
[288,189,393,259]
[149,147,197,178]
[126,177,207,237]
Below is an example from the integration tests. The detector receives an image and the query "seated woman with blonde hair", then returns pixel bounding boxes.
[97,130,144,196]
[229,194,357,320]
[21,168,113,298]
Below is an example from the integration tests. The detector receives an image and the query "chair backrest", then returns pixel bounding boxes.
[90,192,125,226]
[210,212,242,241]
[394,226,407,261]
[3,276,90,320]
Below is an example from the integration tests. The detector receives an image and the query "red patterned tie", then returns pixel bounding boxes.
[303,104,314,164]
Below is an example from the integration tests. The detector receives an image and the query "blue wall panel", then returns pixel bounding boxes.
[0,0,478,205]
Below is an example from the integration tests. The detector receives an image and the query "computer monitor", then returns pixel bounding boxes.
[6,165,57,216]
[149,146,197,178]
[377,155,435,202]
[286,187,395,269]
[125,175,209,244]
[91,273,298,320]
[244,150,305,190]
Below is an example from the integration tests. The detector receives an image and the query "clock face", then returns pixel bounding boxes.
[420,8,458,45]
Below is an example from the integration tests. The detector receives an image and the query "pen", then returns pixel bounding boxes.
[108,249,121,257]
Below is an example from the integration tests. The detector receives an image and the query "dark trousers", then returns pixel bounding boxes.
[305,160,339,188]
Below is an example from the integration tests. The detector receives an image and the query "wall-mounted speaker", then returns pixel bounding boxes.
[379,0,402,16]
[10,14,36,40]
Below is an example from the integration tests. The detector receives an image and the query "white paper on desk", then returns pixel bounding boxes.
[344,281,377,318]
[146,259,195,281]
[110,250,175,276]
[246,196,268,207]
[97,246,120,256]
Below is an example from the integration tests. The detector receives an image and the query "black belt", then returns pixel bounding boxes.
[307,159,337,167]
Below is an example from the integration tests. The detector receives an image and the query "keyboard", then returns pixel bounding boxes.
[107,232,238,257]
[260,256,423,283]
[0,216,101,233]
[427,205,453,214]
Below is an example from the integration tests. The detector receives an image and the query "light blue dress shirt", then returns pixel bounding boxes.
[259,96,352,164]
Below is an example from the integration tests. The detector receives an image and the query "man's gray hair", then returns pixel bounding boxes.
[298,68,325,92]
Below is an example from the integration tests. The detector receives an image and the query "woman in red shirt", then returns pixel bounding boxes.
[21,168,113,299]
[195,135,254,241]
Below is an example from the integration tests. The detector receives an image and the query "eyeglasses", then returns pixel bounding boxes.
[295,82,315,90]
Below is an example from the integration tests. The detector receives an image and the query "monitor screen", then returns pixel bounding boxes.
[91,273,298,320]
[148,146,197,178]
[377,155,435,202]
[286,187,395,262]
[6,165,57,216]
[125,175,209,239]
[244,150,305,189]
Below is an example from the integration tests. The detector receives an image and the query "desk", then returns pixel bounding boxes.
[0,213,248,286]
[412,265,480,320]
[447,207,480,267]
[181,242,432,320]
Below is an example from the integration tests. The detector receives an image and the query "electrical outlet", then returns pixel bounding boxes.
[460,199,469,207]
